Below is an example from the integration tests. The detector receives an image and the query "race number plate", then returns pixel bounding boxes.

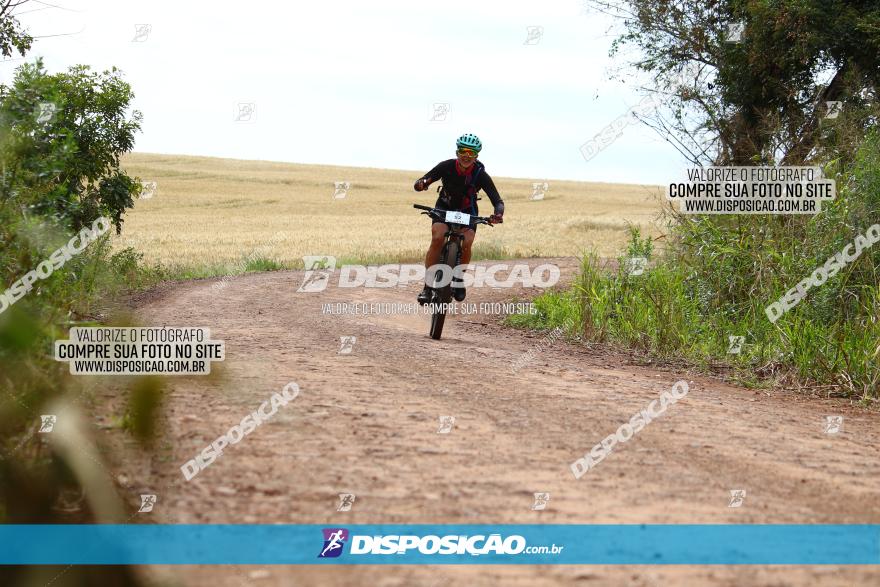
[445,210,471,225]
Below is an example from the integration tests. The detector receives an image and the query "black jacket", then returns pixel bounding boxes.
[416,159,505,216]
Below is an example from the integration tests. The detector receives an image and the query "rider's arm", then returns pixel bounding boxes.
[479,171,505,216]
[414,161,446,191]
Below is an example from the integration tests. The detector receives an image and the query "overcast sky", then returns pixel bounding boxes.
[1,0,686,184]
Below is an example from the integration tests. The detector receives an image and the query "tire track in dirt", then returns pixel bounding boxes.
[109,257,879,586]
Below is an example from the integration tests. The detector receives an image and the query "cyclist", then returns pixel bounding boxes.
[413,133,505,305]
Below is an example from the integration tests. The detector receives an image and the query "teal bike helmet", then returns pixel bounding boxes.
[456,133,482,152]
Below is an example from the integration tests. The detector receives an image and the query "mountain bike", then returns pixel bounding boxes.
[413,204,494,340]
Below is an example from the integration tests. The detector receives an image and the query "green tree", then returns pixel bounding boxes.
[0,59,143,233]
[589,0,880,166]
[0,0,33,58]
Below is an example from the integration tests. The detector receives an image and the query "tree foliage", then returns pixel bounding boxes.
[0,59,143,233]
[0,0,33,59]
[590,0,880,166]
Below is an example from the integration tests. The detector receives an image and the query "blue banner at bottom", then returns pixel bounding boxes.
[0,525,878,565]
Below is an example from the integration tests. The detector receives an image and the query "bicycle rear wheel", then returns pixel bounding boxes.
[429,239,459,340]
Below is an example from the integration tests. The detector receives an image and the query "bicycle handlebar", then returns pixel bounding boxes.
[412,204,494,227]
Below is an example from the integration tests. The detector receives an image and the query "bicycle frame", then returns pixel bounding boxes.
[414,204,494,340]
[431,226,465,291]
[414,204,492,288]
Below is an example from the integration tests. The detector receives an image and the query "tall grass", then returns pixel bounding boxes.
[512,135,880,401]
[0,207,166,534]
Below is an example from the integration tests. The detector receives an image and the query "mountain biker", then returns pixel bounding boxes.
[413,133,505,305]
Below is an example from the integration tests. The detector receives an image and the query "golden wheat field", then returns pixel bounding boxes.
[117,153,666,274]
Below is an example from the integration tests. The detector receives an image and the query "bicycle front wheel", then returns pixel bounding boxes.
[429,239,459,340]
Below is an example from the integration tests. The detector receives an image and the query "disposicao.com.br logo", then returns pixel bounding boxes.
[317,528,563,559]
[297,255,560,293]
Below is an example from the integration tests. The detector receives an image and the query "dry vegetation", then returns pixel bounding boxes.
[118,152,665,276]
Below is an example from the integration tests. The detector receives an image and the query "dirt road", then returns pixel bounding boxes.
[103,257,880,586]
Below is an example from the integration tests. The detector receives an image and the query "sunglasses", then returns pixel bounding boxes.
[456,149,478,158]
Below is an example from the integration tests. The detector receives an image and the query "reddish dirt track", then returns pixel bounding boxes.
[95,257,879,586]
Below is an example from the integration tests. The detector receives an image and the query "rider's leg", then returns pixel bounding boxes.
[418,223,447,304]
[425,222,447,268]
[460,228,475,265]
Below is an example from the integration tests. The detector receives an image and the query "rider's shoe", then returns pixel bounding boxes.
[452,278,466,302]
[417,285,433,305]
